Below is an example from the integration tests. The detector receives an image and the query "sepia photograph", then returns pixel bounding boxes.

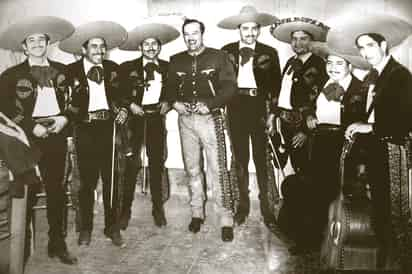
[0,0,412,273]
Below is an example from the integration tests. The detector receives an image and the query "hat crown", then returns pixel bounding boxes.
[239,5,259,15]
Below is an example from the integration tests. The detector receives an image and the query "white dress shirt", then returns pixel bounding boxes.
[142,58,162,105]
[83,58,109,112]
[316,74,352,125]
[237,41,257,89]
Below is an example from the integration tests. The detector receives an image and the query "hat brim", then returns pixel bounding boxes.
[59,21,127,54]
[120,23,180,51]
[218,13,277,29]
[327,13,412,55]
[0,16,74,51]
[310,42,371,70]
[271,21,328,43]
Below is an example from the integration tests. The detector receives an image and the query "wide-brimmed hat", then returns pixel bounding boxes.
[59,21,127,54]
[217,5,278,29]
[327,13,412,55]
[270,17,329,43]
[310,42,371,70]
[120,23,180,51]
[0,16,74,51]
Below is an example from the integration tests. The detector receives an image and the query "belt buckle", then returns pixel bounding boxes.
[249,88,257,96]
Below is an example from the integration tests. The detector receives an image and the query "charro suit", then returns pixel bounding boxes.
[119,57,168,222]
[66,59,125,235]
[0,59,71,253]
[222,41,281,223]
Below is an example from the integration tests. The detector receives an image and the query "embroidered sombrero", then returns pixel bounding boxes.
[0,16,74,51]
[217,5,277,29]
[120,23,180,51]
[310,42,371,70]
[270,17,329,43]
[59,21,127,54]
[327,13,412,55]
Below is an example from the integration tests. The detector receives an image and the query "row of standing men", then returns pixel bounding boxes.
[0,5,412,272]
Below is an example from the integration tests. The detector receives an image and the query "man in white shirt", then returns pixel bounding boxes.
[119,23,180,229]
[60,21,128,248]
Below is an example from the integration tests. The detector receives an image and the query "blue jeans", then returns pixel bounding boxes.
[178,113,233,227]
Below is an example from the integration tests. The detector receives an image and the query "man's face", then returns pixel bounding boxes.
[290,30,312,55]
[140,38,161,60]
[82,37,106,64]
[183,22,203,53]
[326,55,351,82]
[239,22,260,45]
[22,33,48,58]
[356,35,386,67]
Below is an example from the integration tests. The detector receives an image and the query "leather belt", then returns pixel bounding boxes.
[315,123,341,132]
[84,110,111,122]
[142,103,160,115]
[238,88,257,96]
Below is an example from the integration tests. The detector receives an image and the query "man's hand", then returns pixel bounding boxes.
[0,112,30,146]
[115,109,128,125]
[265,113,276,136]
[33,124,49,138]
[306,115,318,130]
[196,102,210,115]
[48,115,68,134]
[130,103,144,116]
[159,102,171,115]
[173,101,190,115]
[292,132,307,148]
[345,122,373,140]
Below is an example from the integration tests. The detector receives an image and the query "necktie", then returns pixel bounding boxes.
[239,47,254,66]
[87,66,104,84]
[144,62,160,81]
[322,82,345,102]
[286,58,304,75]
[30,66,55,88]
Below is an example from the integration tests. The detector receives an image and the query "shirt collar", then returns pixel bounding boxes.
[296,52,312,64]
[83,58,103,74]
[239,41,256,50]
[374,55,391,75]
[142,57,159,67]
[324,73,353,91]
[28,58,49,67]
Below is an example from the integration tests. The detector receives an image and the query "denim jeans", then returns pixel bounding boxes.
[178,113,233,227]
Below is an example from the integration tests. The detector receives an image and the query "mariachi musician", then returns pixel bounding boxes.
[59,21,128,248]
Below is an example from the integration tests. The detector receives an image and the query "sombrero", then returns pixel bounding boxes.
[310,42,371,70]
[327,13,412,55]
[59,21,127,54]
[0,16,74,51]
[217,5,277,29]
[270,17,329,43]
[120,23,180,51]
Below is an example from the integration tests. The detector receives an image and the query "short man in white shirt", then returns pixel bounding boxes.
[60,21,128,247]
[119,23,180,229]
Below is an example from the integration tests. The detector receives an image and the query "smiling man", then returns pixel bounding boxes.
[119,23,180,229]
[59,21,128,248]
[218,5,281,230]
[165,18,237,242]
[0,16,77,264]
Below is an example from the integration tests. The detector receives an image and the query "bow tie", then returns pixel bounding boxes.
[286,58,304,75]
[239,47,254,66]
[30,65,56,88]
[144,62,160,81]
[363,68,379,86]
[87,66,104,84]
[322,82,345,102]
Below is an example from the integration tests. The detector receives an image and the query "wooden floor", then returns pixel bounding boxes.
[24,170,321,274]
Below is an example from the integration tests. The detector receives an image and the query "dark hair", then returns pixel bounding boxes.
[141,37,162,46]
[238,22,261,29]
[355,33,389,54]
[82,37,107,50]
[22,33,50,45]
[290,30,314,41]
[182,18,205,34]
